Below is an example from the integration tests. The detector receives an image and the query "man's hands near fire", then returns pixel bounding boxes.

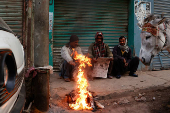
[69,61,76,66]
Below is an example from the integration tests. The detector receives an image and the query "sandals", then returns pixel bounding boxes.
[64,78,71,82]
[107,75,113,79]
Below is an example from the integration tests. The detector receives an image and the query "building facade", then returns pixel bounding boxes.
[0,0,169,71]
[51,0,168,71]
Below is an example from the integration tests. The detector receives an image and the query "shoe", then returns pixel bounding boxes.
[107,75,113,79]
[70,78,75,81]
[59,76,63,79]
[129,73,138,77]
[116,75,121,79]
[64,78,71,82]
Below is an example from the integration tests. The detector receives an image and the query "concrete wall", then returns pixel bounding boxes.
[49,0,54,66]
[34,0,49,67]
[128,0,134,55]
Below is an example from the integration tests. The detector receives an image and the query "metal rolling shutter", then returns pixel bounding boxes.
[151,51,170,70]
[154,0,170,18]
[53,0,128,71]
[0,0,23,36]
[151,0,170,70]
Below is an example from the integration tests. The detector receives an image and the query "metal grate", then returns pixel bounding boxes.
[0,0,23,36]
[151,0,170,70]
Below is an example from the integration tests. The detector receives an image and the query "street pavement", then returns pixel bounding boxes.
[50,70,170,98]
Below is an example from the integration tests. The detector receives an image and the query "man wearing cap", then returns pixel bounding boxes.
[88,32,113,79]
[112,36,139,79]
[60,35,82,82]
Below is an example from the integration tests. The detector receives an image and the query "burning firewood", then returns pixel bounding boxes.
[66,50,104,111]
[66,90,105,111]
[95,101,105,109]
[66,90,104,111]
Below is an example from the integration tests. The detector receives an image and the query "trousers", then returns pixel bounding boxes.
[112,57,139,75]
[59,60,74,79]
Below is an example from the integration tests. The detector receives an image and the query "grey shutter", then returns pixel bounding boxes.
[151,51,170,70]
[0,0,23,36]
[154,0,170,18]
[151,0,170,70]
[53,0,128,71]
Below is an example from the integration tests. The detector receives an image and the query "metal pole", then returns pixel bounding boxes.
[26,0,34,68]
[33,0,49,112]
[33,69,50,112]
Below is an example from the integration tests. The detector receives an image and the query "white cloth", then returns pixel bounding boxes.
[61,45,83,63]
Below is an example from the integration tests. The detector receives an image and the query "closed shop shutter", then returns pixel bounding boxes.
[154,0,170,18]
[152,0,170,70]
[0,0,23,36]
[151,51,170,70]
[53,0,128,71]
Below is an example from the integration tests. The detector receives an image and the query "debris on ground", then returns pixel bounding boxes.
[23,102,32,113]
[113,102,118,105]
[95,101,105,109]
[135,93,146,102]
[118,98,130,105]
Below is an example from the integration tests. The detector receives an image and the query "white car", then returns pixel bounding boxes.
[0,18,25,113]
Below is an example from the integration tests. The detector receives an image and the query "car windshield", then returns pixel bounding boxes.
[0,18,14,34]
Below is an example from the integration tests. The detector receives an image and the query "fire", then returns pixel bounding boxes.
[69,50,93,110]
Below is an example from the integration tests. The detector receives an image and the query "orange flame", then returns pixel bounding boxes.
[69,50,93,110]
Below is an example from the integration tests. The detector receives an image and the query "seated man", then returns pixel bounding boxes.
[88,32,113,79]
[60,35,82,82]
[112,36,139,79]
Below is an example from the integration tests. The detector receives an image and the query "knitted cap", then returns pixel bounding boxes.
[69,35,79,42]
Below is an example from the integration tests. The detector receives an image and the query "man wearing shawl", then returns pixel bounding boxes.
[60,35,83,82]
[88,32,113,79]
[112,36,139,79]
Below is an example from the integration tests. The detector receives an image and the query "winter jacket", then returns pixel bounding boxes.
[112,45,132,64]
[88,42,113,58]
[61,45,82,63]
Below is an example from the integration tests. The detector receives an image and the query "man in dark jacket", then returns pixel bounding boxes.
[88,32,113,79]
[112,36,139,79]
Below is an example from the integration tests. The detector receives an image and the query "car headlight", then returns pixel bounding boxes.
[4,63,8,85]
[0,51,17,92]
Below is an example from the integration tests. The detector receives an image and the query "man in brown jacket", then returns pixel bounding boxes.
[88,32,113,79]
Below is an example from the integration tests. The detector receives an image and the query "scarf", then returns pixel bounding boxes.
[94,42,105,58]
[118,39,129,53]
